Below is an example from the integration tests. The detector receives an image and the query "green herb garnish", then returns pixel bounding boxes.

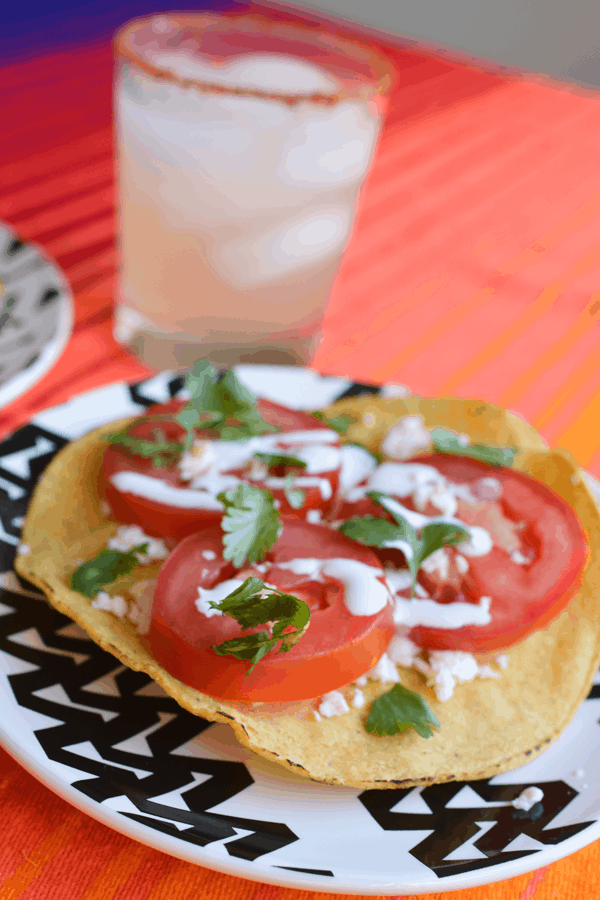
[70,543,149,598]
[339,491,470,595]
[218,483,281,568]
[176,361,278,447]
[312,411,358,435]
[431,428,516,467]
[283,474,306,510]
[105,426,181,467]
[210,577,311,672]
[254,452,307,470]
[366,683,440,738]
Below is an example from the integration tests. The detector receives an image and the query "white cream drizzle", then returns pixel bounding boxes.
[272,557,390,616]
[375,494,493,558]
[114,428,340,507]
[195,579,246,617]
[263,476,333,500]
[392,593,492,629]
[110,470,231,509]
[339,445,377,494]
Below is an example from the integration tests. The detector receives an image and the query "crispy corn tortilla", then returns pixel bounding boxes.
[15,396,600,789]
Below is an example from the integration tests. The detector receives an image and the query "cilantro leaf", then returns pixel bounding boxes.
[175,360,222,448]
[185,359,222,413]
[218,483,281,567]
[339,516,403,548]
[366,683,440,738]
[312,411,358,435]
[210,577,311,671]
[341,493,470,594]
[175,360,278,445]
[283,474,305,510]
[254,452,307,469]
[70,543,149,598]
[431,428,516,467]
[105,426,182,467]
[218,368,260,418]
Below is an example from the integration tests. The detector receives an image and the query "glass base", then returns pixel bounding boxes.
[114,304,320,370]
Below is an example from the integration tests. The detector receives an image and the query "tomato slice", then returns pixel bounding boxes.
[103,398,339,540]
[382,454,589,653]
[148,518,395,702]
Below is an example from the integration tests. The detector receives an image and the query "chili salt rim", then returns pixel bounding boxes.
[114,12,395,108]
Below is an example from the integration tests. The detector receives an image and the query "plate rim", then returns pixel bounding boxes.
[0,222,74,410]
[0,372,599,894]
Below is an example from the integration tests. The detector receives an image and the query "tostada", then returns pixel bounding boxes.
[15,368,600,789]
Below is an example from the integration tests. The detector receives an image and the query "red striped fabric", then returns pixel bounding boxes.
[1,29,600,900]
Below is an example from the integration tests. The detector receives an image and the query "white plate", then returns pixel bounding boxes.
[0,370,598,896]
[0,221,73,410]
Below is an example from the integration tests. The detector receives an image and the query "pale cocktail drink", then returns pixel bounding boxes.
[114,14,393,369]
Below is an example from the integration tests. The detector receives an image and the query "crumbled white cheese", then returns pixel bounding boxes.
[473,476,503,501]
[305,509,322,524]
[351,688,365,708]
[368,651,400,684]
[354,674,368,687]
[477,664,500,680]
[195,579,245,617]
[201,549,216,561]
[312,709,322,722]
[511,550,529,565]
[127,579,157,634]
[108,525,168,563]
[495,653,509,670]
[387,634,421,668]
[318,691,350,718]
[414,483,458,517]
[17,543,31,556]
[91,591,128,619]
[381,415,433,461]
[455,554,469,574]
[458,526,493,558]
[178,439,220,482]
[512,787,544,811]
[425,651,484,701]
[420,547,451,580]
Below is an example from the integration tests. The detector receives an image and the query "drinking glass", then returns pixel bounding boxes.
[113,13,394,369]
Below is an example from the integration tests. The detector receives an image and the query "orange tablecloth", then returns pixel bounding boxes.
[2,25,600,900]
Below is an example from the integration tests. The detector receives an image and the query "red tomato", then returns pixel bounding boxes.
[103,399,339,541]
[392,455,589,653]
[148,518,395,702]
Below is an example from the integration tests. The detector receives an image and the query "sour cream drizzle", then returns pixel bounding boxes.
[110,470,234,509]
[274,557,390,616]
[393,594,492,629]
[110,429,341,506]
[375,493,493,558]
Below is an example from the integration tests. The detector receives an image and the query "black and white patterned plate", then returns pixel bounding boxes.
[0,368,599,895]
[0,221,73,408]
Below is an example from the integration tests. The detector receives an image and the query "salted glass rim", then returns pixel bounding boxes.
[114,12,395,105]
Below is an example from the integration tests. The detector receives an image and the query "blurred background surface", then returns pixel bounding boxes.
[6,0,600,87]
